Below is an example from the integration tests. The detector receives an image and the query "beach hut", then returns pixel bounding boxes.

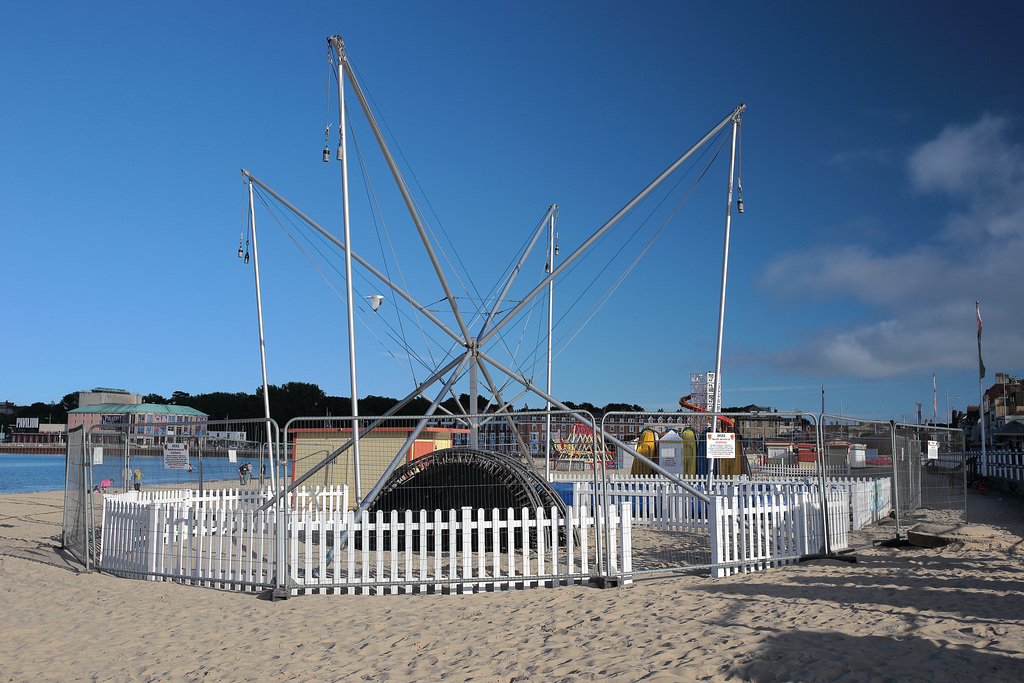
[658,430,684,477]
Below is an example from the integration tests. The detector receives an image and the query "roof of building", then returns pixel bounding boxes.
[69,403,207,417]
[89,387,132,394]
[994,420,1024,436]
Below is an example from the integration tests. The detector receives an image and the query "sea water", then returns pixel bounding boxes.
[0,451,267,494]
[0,452,67,493]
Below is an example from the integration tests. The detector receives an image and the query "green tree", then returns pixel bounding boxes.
[603,402,644,413]
[170,390,191,405]
[256,382,326,425]
[440,393,490,414]
[18,402,63,423]
[184,392,259,420]
[58,392,79,413]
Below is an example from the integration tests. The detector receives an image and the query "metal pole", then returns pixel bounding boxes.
[259,355,465,513]
[815,414,830,554]
[354,353,471,515]
[711,115,739,429]
[248,180,276,495]
[248,179,287,598]
[979,380,987,478]
[545,208,557,480]
[333,36,473,343]
[478,204,557,341]
[890,420,902,537]
[708,113,741,494]
[469,340,479,449]
[593,413,605,579]
[336,44,363,504]
[241,170,463,346]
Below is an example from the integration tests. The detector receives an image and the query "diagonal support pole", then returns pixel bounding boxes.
[480,104,745,347]
[333,36,473,345]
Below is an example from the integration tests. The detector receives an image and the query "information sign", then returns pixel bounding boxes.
[927,440,939,460]
[706,432,736,459]
[163,443,190,470]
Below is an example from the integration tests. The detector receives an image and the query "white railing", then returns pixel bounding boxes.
[971,448,1024,482]
[99,490,631,594]
[100,474,891,589]
[710,485,849,578]
[289,485,349,514]
[288,504,632,595]
[749,462,852,478]
[571,478,729,532]
[839,477,892,530]
[100,496,277,591]
[570,474,889,533]
[124,485,349,513]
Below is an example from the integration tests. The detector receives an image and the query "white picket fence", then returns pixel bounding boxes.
[99,488,631,594]
[289,505,632,595]
[565,474,897,576]
[971,448,1024,483]
[99,474,891,590]
[100,496,278,591]
[569,475,891,534]
[113,485,350,512]
[749,462,854,478]
[710,485,849,577]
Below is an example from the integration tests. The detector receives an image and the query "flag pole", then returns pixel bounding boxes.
[977,301,987,478]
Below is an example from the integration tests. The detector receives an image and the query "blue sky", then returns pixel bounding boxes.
[2,1,1022,423]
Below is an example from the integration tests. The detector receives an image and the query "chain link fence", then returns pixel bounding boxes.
[894,421,968,523]
[60,425,94,569]
[61,418,281,572]
[64,404,969,593]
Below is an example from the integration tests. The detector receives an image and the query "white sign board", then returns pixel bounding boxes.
[228,449,237,463]
[927,440,939,460]
[93,447,103,465]
[163,443,190,470]
[706,432,736,459]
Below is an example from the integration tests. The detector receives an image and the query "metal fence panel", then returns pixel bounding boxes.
[895,422,967,522]
[81,405,965,589]
[279,409,619,592]
[596,410,825,574]
[87,418,280,496]
[61,425,92,568]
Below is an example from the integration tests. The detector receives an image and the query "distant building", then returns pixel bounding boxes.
[7,418,67,446]
[68,403,208,444]
[78,387,142,407]
[981,373,1023,446]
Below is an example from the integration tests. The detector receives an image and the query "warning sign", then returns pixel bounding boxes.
[706,432,736,459]
[927,440,939,460]
[163,443,190,470]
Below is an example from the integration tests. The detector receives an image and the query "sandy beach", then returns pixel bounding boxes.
[1,489,1023,682]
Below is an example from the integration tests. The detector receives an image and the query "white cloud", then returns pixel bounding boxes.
[907,113,1020,196]
[758,113,1024,379]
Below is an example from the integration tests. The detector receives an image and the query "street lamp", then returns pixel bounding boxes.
[945,389,960,426]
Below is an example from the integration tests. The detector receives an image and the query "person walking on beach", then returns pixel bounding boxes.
[132,467,143,492]
[238,463,248,487]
